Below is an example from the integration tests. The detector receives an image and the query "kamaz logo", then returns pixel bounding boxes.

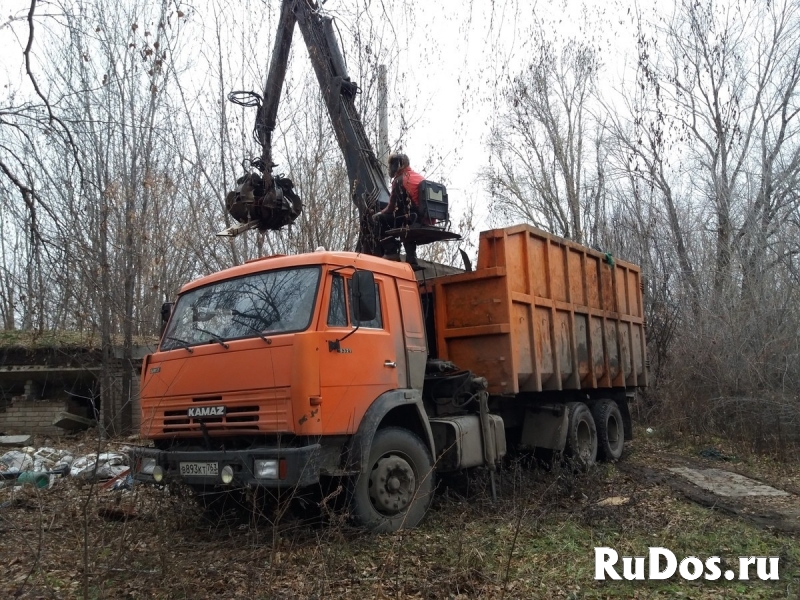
[187,406,226,418]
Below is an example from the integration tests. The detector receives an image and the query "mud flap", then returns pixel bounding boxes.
[343,389,435,476]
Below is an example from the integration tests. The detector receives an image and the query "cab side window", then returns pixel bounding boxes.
[326,273,383,330]
[327,274,348,327]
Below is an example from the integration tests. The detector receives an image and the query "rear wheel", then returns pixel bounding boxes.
[350,427,435,532]
[565,402,597,469]
[592,399,625,461]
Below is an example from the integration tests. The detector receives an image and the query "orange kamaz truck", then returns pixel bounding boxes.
[132,224,647,531]
[131,0,647,531]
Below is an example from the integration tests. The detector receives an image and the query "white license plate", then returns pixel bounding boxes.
[179,461,219,477]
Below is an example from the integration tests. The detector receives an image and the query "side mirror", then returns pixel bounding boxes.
[160,302,174,336]
[351,270,376,323]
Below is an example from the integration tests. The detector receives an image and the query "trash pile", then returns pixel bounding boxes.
[0,445,132,490]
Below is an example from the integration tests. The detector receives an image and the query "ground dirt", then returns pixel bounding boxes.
[621,454,800,536]
[0,429,798,599]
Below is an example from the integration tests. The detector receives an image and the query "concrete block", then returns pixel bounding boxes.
[0,435,32,446]
[53,412,96,431]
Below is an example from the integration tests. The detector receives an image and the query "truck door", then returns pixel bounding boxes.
[317,272,405,434]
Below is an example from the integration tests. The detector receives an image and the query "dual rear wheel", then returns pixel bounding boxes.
[565,399,625,468]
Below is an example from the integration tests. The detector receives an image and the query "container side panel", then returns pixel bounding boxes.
[568,249,584,305]
[530,236,549,298]
[616,267,630,316]
[631,323,644,384]
[626,323,642,386]
[476,232,504,270]
[587,255,601,309]
[555,310,574,385]
[512,302,536,391]
[534,306,555,388]
[619,321,632,381]
[635,323,648,386]
[601,262,615,311]
[442,276,507,329]
[506,232,529,295]
[447,335,515,395]
[549,243,568,303]
[590,317,607,384]
[575,314,591,384]
[628,270,641,318]
[605,320,620,381]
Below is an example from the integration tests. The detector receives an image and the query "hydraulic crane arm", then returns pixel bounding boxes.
[221,0,388,254]
[254,3,296,171]
[218,1,300,238]
[293,1,390,221]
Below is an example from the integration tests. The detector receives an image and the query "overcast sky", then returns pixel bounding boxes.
[0,0,641,236]
[363,0,639,232]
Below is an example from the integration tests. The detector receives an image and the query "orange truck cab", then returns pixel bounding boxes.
[133,251,445,531]
[132,225,647,532]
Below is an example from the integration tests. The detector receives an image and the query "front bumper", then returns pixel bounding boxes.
[130,444,322,488]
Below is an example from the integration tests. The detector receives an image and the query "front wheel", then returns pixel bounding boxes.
[350,427,435,532]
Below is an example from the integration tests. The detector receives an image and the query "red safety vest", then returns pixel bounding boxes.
[395,167,425,208]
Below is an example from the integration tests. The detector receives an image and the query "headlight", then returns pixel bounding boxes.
[152,466,164,483]
[254,459,279,479]
[220,465,234,484]
[139,458,156,475]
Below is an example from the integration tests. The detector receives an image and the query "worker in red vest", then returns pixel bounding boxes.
[373,153,424,265]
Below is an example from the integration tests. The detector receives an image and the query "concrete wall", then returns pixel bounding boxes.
[0,344,152,437]
[0,399,69,437]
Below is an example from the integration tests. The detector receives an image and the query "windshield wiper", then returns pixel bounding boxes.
[192,325,230,349]
[164,336,194,354]
[232,318,271,344]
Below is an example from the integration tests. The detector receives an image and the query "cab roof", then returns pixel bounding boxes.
[180,251,416,294]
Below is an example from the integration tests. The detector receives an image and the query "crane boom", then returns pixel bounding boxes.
[221,0,456,255]
[220,0,387,253]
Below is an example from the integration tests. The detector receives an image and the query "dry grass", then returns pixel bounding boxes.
[0,432,798,599]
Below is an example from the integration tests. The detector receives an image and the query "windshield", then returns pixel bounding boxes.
[160,266,320,351]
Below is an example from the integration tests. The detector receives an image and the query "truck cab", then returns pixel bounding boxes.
[133,251,437,531]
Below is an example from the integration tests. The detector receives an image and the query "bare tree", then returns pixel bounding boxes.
[635,0,800,303]
[607,0,800,449]
[483,28,603,245]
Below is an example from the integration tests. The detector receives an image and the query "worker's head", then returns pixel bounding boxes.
[388,153,409,178]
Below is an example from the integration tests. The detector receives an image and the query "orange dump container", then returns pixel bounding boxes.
[429,225,647,396]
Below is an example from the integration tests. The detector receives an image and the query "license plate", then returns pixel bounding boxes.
[179,461,219,477]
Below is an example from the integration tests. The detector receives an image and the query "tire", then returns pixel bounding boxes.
[350,427,435,532]
[592,399,625,461]
[565,402,598,469]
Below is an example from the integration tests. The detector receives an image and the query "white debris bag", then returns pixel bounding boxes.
[0,450,34,474]
[69,454,94,477]
[70,452,129,479]
[55,454,74,469]
[96,453,129,479]
[33,447,67,471]
[34,447,66,462]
